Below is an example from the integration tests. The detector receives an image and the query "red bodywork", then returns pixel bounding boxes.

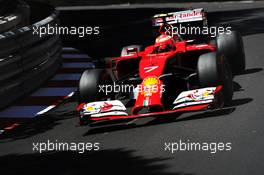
[78,39,219,124]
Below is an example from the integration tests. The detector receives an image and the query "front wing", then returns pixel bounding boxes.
[77,86,222,124]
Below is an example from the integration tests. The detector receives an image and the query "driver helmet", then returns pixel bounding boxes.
[155,33,175,52]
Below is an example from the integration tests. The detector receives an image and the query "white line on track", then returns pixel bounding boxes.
[35,105,56,116]
[35,91,75,116]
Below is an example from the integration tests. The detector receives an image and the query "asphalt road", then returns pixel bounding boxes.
[1,2,264,175]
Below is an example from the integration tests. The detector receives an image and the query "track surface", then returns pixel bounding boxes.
[1,2,264,175]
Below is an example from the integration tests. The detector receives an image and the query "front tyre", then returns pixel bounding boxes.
[79,69,112,103]
[198,52,234,104]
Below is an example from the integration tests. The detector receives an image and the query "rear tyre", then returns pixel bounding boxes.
[121,45,143,56]
[79,69,112,103]
[198,52,234,103]
[215,31,245,74]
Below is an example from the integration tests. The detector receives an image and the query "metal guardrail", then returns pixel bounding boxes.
[0,1,62,109]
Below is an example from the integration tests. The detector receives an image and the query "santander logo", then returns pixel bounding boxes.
[179,11,202,19]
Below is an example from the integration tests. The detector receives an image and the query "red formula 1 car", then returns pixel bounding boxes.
[77,9,245,126]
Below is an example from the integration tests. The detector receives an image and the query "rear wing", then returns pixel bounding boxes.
[152,8,205,27]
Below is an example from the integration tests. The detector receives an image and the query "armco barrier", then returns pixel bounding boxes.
[0,0,30,33]
[0,1,62,109]
[0,14,22,33]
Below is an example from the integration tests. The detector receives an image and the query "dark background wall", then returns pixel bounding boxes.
[21,0,264,6]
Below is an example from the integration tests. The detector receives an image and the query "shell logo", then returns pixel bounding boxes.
[143,76,159,86]
[86,106,94,111]
[141,76,160,97]
[190,90,212,101]
[203,91,209,97]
